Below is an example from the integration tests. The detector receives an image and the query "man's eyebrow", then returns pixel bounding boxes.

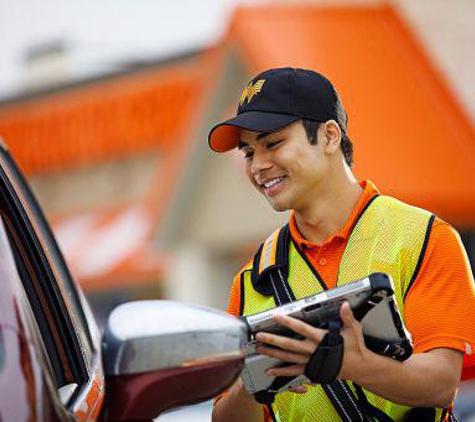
[256,131,273,141]
[238,131,274,149]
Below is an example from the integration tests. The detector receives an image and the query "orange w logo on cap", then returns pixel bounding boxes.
[239,79,266,106]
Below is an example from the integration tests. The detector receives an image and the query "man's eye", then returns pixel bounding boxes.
[244,151,254,160]
[267,140,282,149]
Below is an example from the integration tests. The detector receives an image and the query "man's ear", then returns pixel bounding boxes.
[322,120,342,154]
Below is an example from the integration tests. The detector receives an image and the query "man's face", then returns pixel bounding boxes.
[239,121,330,213]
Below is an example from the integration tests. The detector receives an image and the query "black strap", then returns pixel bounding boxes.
[252,267,296,405]
[254,390,276,405]
[264,266,369,421]
[269,268,294,306]
[353,384,394,422]
[305,319,344,383]
[267,403,278,422]
[322,381,365,422]
[307,318,366,422]
[251,225,294,299]
[364,335,413,362]
[404,407,436,421]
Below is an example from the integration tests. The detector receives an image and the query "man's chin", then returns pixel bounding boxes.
[266,197,290,212]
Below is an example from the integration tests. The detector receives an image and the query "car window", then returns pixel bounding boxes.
[0,144,98,405]
[0,214,58,378]
[0,214,66,385]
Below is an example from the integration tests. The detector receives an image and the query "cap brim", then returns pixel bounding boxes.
[208,112,300,152]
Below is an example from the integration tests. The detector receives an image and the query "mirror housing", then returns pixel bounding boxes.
[100,300,248,421]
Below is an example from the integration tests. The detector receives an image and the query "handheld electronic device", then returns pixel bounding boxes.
[240,273,412,395]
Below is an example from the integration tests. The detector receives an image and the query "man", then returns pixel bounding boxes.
[208,67,475,421]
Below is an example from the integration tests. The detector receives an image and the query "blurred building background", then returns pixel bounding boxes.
[0,0,474,315]
[0,0,474,419]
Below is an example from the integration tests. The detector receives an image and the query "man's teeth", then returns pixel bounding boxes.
[264,177,284,189]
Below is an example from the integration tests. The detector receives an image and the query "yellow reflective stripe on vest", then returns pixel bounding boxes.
[259,227,280,275]
[241,195,443,421]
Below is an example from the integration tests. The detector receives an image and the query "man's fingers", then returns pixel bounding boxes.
[273,314,327,343]
[256,331,316,355]
[340,301,357,328]
[290,386,308,394]
[266,364,305,377]
[256,345,309,364]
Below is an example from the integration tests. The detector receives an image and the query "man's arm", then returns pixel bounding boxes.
[256,302,463,408]
[354,347,462,407]
[212,378,264,422]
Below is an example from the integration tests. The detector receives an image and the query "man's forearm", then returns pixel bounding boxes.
[212,378,263,422]
[352,348,463,408]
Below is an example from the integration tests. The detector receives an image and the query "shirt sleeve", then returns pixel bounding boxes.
[404,218,475,378]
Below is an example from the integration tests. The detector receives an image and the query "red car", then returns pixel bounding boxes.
[0,139,246,421]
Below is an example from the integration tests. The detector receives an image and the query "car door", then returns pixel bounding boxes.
[0,138,104,421]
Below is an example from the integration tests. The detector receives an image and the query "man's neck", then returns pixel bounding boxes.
[294,173,363,245]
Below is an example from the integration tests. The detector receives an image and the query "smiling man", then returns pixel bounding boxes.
[208,68,475,422]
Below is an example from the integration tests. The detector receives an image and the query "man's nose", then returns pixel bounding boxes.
[251,150,273,175]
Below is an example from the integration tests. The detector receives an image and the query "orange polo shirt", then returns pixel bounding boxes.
[226,180,475,377]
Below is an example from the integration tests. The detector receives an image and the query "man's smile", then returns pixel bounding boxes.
[260,175,287,196]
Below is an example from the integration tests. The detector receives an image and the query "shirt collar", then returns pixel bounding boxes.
[289,179,380,248]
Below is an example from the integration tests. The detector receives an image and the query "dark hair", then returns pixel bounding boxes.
[301,93,354,168]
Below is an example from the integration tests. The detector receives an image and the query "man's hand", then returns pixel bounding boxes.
[255,302,463,408]
[212,378,263,422]
[255,302,369,381]
[338,301,372,381]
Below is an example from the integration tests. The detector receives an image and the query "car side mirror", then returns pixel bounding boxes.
[100,301,248,421]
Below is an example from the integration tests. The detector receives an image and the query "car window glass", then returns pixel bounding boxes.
[0,148,99,404]
[0,147,95,366]
[0,215,65,386]
[0,215,84,409]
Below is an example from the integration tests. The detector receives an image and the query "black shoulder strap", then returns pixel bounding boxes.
[250,224,294,303]
[322,381,366,422]
[264,260,371,420]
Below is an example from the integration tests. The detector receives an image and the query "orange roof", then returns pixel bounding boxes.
[228,4,475,226]
[0,52,215,176]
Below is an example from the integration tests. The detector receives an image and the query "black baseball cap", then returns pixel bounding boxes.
[208,67,343,152]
